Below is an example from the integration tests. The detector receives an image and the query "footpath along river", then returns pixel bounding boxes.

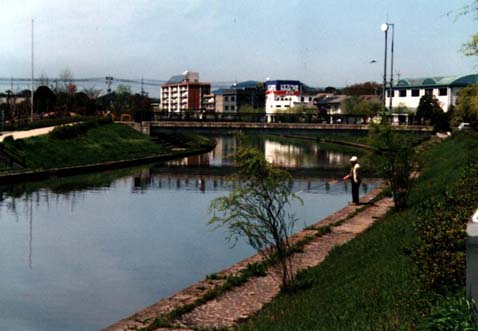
[0,134,378,331]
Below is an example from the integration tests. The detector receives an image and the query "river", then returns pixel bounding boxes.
[0,134,378,331]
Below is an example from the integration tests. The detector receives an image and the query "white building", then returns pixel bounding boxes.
[385,74,478,112]
[264,80,315,114]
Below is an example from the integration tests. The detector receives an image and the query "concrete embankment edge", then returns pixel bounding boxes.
[0,147,214,184]
[103,183,387,331]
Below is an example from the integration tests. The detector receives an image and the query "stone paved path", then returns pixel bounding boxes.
[103,187,393,331]
[177,197,393,330]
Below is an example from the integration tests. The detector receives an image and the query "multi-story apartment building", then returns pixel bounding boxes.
[385,74,478,111]
[160,71,211,112]
[204,81,265,113]
[264,80,315,113]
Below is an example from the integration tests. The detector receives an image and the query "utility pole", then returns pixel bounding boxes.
[31,18,34,122]
[105,76,113,93]
[141,78,145,96]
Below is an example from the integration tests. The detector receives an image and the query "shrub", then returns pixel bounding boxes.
[210,135,302,289]
[49,117,112,140]
[420,295,478,331]
[412,132,478,293]
[368,121,416,209]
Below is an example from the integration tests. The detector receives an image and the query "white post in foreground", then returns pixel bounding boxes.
[467,209,478,302]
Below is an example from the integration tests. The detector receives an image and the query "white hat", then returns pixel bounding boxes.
[350,156,358,162]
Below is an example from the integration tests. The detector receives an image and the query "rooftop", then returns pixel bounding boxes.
[395,74,478,88]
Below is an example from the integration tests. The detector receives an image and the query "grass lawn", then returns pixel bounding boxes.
[1,122,211,170]
[236,133,476,331]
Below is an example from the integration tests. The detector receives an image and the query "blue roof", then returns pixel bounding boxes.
[166,74,185,84]
[212,88,236,95]
[232,80,261,89]
[395,74,478,88]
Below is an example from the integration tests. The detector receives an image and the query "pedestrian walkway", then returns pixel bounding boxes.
[0,125,57,142]
[104,186,393,331]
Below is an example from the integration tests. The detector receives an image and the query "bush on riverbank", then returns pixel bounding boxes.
[412,132,478,293]
[420,294,478,331]
[48,117,112,139]
[236,132,478,330]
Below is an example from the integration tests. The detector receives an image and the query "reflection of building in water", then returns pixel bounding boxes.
[167,136,237,168]
[264,141,303,168]
[167,152,211,167]
[133,169,153,193]
[209,136,237,166]
[167,136,353,169]
[323,150,347,166]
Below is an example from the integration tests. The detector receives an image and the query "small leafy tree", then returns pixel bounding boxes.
[452,85,478,129]
[415,94,450,131]
[456,0,478,58]
[342,96,382,116]
[209,137,302,289]
[368,121,416,209]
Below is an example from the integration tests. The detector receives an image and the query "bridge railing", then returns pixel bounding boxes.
[153,112,420,125]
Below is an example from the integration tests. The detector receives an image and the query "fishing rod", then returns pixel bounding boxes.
[295,178,343,195]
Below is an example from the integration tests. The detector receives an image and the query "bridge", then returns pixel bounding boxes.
[123,120,433,136]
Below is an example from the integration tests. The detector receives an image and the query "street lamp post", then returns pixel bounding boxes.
[388,24,395,112]
[381,23,389,113]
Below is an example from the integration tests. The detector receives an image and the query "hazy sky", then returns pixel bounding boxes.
[0,0,476,88]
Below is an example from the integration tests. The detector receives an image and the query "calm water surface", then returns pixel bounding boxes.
[0,135,378,331]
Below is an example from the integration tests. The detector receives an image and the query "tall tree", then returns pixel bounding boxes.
[59,69,74,93]
[342,81,381,96]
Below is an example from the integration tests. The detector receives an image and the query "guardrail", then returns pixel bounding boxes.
[467,209,478,303]
[153,112,420,126]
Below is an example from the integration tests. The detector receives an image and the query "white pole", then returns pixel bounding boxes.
[31,18,34,122]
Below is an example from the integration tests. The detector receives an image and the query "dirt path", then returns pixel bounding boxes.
[104,186,394,331]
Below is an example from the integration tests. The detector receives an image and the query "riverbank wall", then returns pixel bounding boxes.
[0,146,214,184]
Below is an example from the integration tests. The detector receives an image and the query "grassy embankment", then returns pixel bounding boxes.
[236,132,478,331]
[0,120,213,171]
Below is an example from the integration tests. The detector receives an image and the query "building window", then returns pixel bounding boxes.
[399,89,407,97]
[285,105,290,108]
[301,97,304,102]
[225,106,229,111]
[224,96,229,102]
[231,96,235,102]
[411,89,420,97]
[439,88,448,96]
[276,105,281,108]
[425,89,433,96]
[230,105,235,111]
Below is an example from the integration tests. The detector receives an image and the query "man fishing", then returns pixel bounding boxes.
[343,156,361,205]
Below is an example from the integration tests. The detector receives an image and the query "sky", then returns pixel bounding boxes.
[0,0,476,94]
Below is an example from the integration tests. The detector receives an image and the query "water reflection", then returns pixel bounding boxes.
[0,134,378,331]
[167,135,354,168]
